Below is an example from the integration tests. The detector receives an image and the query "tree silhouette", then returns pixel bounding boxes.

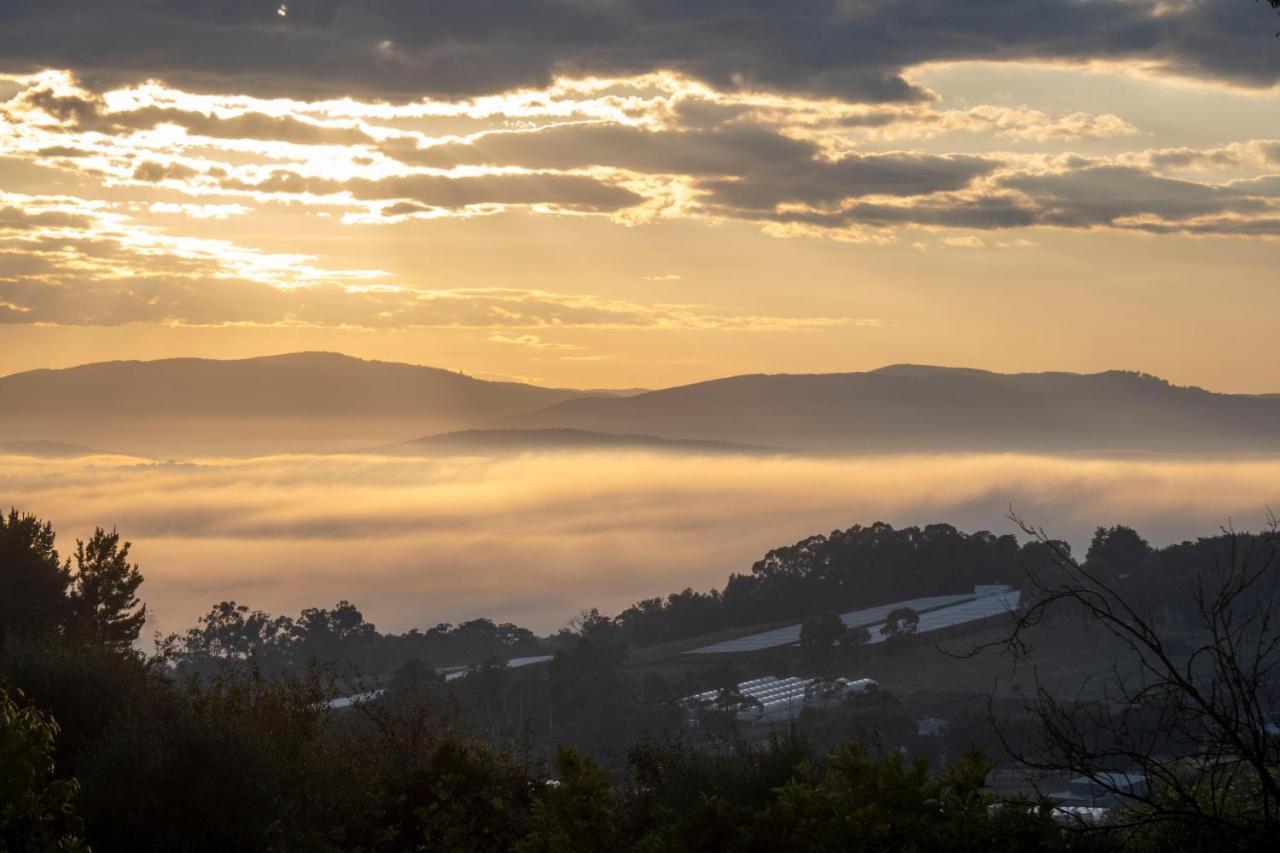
[800,612,846,668]
[1086,524,1152,580]
[69,528,146,653]
[156,600,294,677]
[839,623,872,660]
[517,749,619,853]
[880,607,920,640]
[0,688,86,852]
[0,509,72,642]
[986,513,1280,847]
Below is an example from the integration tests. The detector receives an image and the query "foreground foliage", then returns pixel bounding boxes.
[5,509,1280,851]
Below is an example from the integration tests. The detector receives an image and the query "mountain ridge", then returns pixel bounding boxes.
[376,428,773,456]
[4,354,1277,456]
[494,365,1280,453]
[0,352,603,457]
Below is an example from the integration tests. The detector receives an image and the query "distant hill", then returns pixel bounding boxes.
[0,439,125,459]
[7,357,1278,457]
[379,428,770,456]
[0,353,597,457]
[495,364,1280,453]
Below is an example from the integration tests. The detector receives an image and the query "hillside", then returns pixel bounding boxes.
[379,428,769,456]
[496,364,1280,453]
[0,439,126,459]
[0,352,595,457]
[8,357,1279,458]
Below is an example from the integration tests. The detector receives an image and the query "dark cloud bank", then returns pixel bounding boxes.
[2,1,1278,102]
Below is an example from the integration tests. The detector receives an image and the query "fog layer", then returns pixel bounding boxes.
[2,450,1276,638]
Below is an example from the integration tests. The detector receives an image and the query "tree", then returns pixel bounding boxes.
[548,635,637,755]
[986,514,1280,848]
[388,658,439,693]
[880,607,919,641]
[156,601,294,678]
[0,510,72,642]
[752,742,1055,852]
[561,608,621,648]
[837,623,872,664]
[348,698,536,851]
[1085,524,1152,579]
[69,528,146,652]
[517,749,619,853]
[725,521,1024,628]
[0,688,86,852]
[290,600,380,675]
[1,514,148,655]
[799,612,846,668]
[74,667,352,851]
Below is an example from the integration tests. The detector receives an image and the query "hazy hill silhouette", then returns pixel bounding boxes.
[7,356,1279,457]
[380,428,770,456]
[0,352,598,457]
[496,364,1280,453]
[0,440,125,459]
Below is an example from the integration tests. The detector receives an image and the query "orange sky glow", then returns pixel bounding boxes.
[2,21,1279,392]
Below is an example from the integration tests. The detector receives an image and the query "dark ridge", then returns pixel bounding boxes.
[380,428,773,455]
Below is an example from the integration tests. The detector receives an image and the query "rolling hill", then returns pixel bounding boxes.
[379,428,770,456]
[0,439,127,459]
[0,352,599,457]
[7,357,1278,458]
[495,364,1280,453]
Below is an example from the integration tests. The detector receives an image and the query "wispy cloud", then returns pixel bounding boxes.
[5,71,1279,249]
[0,193,864,330]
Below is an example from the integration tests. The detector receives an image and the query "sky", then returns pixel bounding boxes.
[3,1,1280,391]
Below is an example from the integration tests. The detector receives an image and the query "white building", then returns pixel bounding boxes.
[681,675,878,727]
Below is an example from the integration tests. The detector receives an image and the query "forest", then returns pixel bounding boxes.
[2,508,1278,851]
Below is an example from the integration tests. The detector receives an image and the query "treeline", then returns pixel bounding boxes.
[144,522,1059,680]
[0,508,1075,851]
[596,522,1044,649]
[158,600,544,680]
[84,517,1263,686]
[6,508,1278,850]
[599,520,1271,650]
[1,636,1074,853]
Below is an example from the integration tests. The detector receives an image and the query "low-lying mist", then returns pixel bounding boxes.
[2,450,1277,639]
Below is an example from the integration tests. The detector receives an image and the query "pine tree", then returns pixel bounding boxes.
[70,528,146,653]
[0,509,72,642]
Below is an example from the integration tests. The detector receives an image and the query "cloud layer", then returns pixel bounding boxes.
[3,69,1277,243]
[2,5,1279,335]
[0,187,865,329]
[2,1,1278,102]
[4,449,1278,637]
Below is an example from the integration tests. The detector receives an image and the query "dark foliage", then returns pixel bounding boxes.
[980,514,1280,851]
[0,688,85,852]
[69,528,146,653]
[600,521,1031,651]
[799,612,846,668]
[0,510,72,642]
[159,601,544,681]
[6,508,1279,851]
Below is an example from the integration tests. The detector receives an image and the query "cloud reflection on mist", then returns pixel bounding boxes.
[2,450,1278,639]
